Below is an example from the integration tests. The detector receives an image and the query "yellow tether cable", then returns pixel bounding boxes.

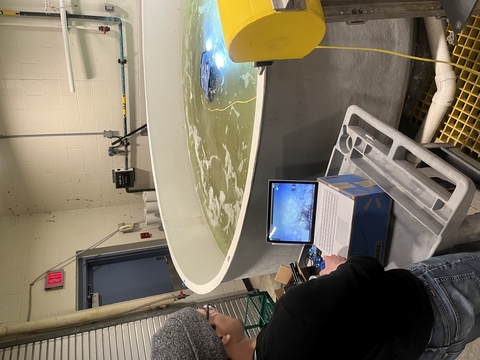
[316,45,480,77]
[208,96,257,112]
[208,44,478,113]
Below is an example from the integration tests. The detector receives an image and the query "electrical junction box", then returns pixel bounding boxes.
[104,3,115,12]
[112,168,135,188]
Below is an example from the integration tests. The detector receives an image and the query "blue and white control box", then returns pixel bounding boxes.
[315,174,392,265]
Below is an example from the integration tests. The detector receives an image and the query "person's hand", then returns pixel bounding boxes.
[319,254,346,276]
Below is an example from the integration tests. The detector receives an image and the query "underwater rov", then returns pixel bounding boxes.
[200,47,225,102]
[200,51,217,101]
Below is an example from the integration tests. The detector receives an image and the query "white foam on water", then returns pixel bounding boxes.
[198,3,207,14]
[229,106,240,119]
[237,159,244,172]
[181,0,257,249]
[221,201,241,234]
[241,72,255,88]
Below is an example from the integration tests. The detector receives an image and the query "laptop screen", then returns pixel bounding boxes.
[267,180,318,245]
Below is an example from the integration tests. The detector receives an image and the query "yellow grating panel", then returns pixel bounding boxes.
[409,71,436,128]
[409,16,480,162]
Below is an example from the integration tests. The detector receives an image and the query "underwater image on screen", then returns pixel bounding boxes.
[182,0,258,254]
[269,182,316,243]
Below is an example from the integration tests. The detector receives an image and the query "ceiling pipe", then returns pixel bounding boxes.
[0,132,102,139]
[0,21,92,30]
[415,17,456,144]
[59,0,75,92]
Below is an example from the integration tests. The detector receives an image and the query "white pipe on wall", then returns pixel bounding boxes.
[415,17,456,144]
[0,293,175,338]
[60,0,75,93]
[0,22,93,30]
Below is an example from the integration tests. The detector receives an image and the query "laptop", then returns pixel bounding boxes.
[314,181,354,258]
[267,176,391,264]
[267,180,319,246]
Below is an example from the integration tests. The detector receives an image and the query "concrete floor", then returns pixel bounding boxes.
[249,273,480,359]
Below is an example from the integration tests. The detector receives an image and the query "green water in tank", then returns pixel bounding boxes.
[182,0,258,254]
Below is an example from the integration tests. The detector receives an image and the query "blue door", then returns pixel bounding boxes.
[78,246,175,309]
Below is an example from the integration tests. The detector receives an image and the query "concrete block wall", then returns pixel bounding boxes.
[0,0,247,329]
[0,204,246,326]
[0,0,152,217]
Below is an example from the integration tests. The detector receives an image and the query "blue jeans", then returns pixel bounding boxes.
[406,252,480,360]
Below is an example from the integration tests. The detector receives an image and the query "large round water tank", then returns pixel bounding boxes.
[143,0,413,293]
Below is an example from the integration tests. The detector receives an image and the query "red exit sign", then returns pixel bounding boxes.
[45,270,64,290]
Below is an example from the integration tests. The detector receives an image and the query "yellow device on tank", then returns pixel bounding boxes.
[217,0,326,63]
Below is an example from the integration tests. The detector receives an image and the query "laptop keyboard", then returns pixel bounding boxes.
[318,189,338,254]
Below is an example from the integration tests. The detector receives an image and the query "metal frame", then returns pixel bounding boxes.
[271,0,307,11]
[321,0,480,24]
[439,0,480,40]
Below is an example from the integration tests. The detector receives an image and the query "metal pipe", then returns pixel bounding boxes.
[126,187,155,193]
[320,0,480,23]
[0,132,103,139]
[59,0,75,92]
[62,14,128,169]
[0,22,93,30]
[1,11,61,18]
[0,10,129,170]
[118,19,129,170]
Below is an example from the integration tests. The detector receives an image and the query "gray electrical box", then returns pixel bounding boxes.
[112,168,135,188]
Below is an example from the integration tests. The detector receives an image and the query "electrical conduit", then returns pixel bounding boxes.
[415,17,457,144]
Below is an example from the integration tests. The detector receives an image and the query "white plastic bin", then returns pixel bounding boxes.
[326,105,478,268]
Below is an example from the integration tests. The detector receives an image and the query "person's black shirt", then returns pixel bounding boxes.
[255,256,434,359]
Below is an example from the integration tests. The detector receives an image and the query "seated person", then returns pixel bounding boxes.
[151,252,480,360]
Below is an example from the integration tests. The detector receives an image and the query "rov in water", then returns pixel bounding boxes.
[200,51,217,102]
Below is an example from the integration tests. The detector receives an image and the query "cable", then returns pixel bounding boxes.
[111,124,147,146]
[27,229,119,322]
[209,46,473,114]
[208,96,257,112]
[315,45,480,77]
[207,43,476,114]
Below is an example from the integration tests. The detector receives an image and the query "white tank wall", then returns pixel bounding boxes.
[142,0,256,293]
[143,0,413,293]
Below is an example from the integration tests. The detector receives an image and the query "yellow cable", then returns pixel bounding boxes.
[316,45,480,77]
[209,43,476,113]
[208,96,257,112]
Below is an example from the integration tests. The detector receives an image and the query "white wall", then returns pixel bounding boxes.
[0,204,247,326]
[0,0,247,328]
[0,0,151,217]
[0,203,164,324]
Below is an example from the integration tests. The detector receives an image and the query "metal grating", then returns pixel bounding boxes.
[0,295,255,360]
[409,71,436,128]
[0,318,163,360]
[409,15,480,162]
